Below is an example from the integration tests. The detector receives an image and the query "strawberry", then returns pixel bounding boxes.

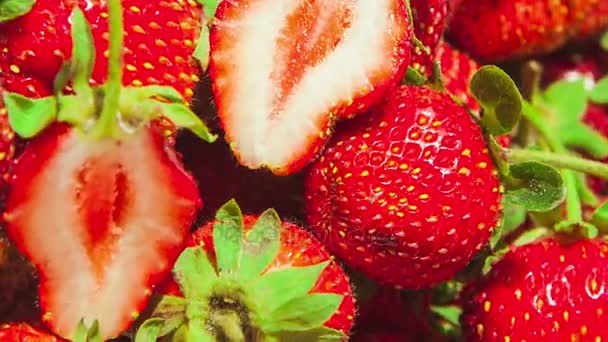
[409,0,448,76]
[0,322,64,341]
[2,2,213,339]
[0,0,203,101]
[208,0,412,175]
[142,200,355,340]
[461,237,608,341]
[304,85,503,288]
[448,0,608,62]
[435,41,479,112]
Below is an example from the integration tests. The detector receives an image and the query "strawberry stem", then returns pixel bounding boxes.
[94,0,124,138]
[506,149,608,181]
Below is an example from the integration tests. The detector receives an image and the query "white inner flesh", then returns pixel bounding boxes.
[215,0,395,168]
[4,130,195,339]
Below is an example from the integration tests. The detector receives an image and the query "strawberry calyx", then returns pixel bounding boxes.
[0,0,35,22]
[135,200,346,342]
[2,3,216,143]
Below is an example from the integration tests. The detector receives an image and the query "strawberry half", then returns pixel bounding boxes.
[462,237,608,341]
[209,0,412,175]
[305,85,503,288]
[0,322,64,341]
[2,3,214,339]
[141,200,355,340]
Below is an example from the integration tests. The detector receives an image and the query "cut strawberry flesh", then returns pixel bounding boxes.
[210,0,411,173]
[4,124,201,339]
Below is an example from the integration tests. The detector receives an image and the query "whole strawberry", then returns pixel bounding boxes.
[435,41,480,112]
[143,200,355,341]
[461,237,608,341]
[448,0,608,62]
[0,322,64,341]
[409,0,448,76]
[305,85,502,288]
[0,0,203,101]
[209,0,412,175]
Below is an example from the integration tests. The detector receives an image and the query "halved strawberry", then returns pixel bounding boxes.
[0,322,64,341]
[209,0,412,175]
[4,123,201,339]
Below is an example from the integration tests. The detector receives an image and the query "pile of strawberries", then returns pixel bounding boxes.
[0,0,607,341]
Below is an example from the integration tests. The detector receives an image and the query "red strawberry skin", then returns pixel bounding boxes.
[0,322,65,341]
[409,0,448,75]
[3,124,201,339]
[160,215,356,335]
[0,0,203,101]
[462,238,608,341]
[448,0,608,62]
[304,85,502,288]
[208,0,412,175]
[435,41,479,112]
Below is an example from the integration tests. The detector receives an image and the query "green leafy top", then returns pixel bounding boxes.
[0,0,35,22]
[2,5,216,143]
[135,200,346,342]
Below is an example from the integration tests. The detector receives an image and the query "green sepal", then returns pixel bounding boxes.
[57,95,95,127]
[0,0,35,22]
[187,318,215,342]
[512,226,550,247]
[430,305,462,326]
[238,208,282,281]
[576,172,599,206]
[270,327,346,342]
[135,295,188,342]
[213,199,244,277]
[251,261,330,314]
[538,79,608,158]
[53,61,73,95]
[490,200,527,249]
[69,7,96,94]
[134,318,165,342]
[132,85,185,104]
[591,201,608,234]
[261,293,343,333]
[482,247,509,275]
[590,76,608,104]
[3,92,57,138]
[72,319,102,342]
[470,65,523,135]
[197,0,221,20]
[504,161,566,212]
[601,31,608,51]
[173,247,218,299]
[153,101,217,142]
[193,21,211,72]
[402,67,427,86]
[555,220,599,239]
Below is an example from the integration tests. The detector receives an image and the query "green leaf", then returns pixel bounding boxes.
[262,293,343,333]
[69,7,95,94]
[430,305,462,326]
[576,172,599,206]
[504,161,566,212]
[173,247,218,299]
[197,0,221,19]
[470,65,522,135]
[135,318,164,342]
[251,261,330,314]
[238,209,282,281]
[193,23,211,72]
[512,227,549,247]
[3,92,57,138]
[270,326,346,342]
[591,201,608,233]
[72,319,102,342]
[157,102,217,143]
[0,0,35,22]
[213,199,244,277]
[590,76,608,104]
[490,200,527,249]
[543,79,588,121]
